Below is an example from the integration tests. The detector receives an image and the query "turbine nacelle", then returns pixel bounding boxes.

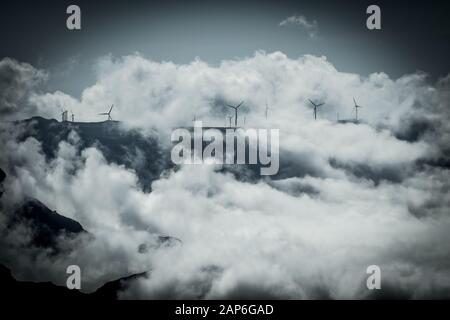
[226,101,244,127]
[308,99,325,120]
[353,97,363,121]
[98,104,114,121]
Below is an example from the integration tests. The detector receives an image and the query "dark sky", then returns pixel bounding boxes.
[1,0,449,96]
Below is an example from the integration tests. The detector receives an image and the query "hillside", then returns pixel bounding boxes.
[16,117,171,191]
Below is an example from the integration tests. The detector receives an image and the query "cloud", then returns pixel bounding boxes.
[1,52,450,298]
[26,52,445,140]
[0,58,47,119]
[279,15,318,38]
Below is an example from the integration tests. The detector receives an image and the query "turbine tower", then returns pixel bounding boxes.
[308,99,325,120]
[98,104,114,121]
[226,115,234,128]
[353,97,363,121]
[227,101,244,127]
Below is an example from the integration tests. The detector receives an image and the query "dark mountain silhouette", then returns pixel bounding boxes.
[11,198,87,250]
[16,117,172,191]
[1,164,86,251]
[0,263,88,300]
[138,235,182,253]
[0,166,168,299]
[90,271,148,299]
[14,118,286,185]
[1,167,85,250]
[0,263,147,300]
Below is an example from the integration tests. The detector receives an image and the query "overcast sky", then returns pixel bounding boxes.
[1,0,449,96]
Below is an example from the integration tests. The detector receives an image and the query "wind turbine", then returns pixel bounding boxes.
[308,99,325,120]
[99,104,114,121]
[227,101,244,127]
[353,97,363,121]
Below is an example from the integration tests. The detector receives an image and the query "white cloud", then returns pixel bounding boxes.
[0,58,47,119]
[279,15,319,38]
[1,53,450,298]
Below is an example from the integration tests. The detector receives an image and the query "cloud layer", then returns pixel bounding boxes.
[1,52,450,299]
[0,58,47,118]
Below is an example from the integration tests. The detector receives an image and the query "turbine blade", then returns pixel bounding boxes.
[308,99,315,106]
[353,97,357,106]
[317,103,324,107]
[109,104,114,113]
[236,101,244,108]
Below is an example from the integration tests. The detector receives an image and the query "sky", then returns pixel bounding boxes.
[1,0,450,299]
[1,0,450,96]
